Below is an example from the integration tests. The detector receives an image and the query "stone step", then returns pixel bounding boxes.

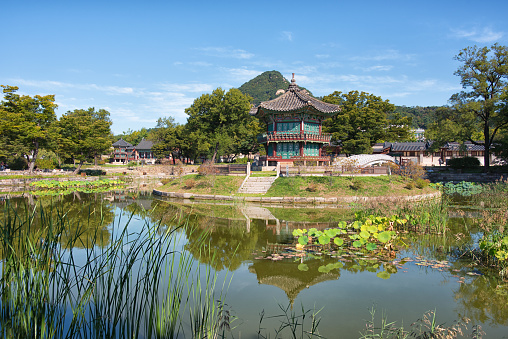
[237,176,278,194]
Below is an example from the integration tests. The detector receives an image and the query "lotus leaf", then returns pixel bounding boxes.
[360,230,370,239]
[376,271,391,279]
[318,235,331,245]
[298,236,309,246]
[366,243,377,251]
[298,263,309,271]
[353,240,362,248]
[377,231,392,243]
[334,238,344,246]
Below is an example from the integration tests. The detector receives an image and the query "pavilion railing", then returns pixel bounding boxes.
[257,132,332,143]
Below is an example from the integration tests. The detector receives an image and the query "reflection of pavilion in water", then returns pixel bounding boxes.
[248,257,340,306]
[242,205,340,305]
[240,205,335,235]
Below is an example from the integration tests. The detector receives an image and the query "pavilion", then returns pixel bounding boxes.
[251,74,340,166]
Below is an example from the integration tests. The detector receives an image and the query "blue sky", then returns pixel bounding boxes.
[3,0,508,134]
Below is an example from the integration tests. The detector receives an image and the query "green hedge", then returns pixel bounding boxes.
[447,156,480,169]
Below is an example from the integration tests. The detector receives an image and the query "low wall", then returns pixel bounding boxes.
[426,172,507,183]
[152,189,441,204]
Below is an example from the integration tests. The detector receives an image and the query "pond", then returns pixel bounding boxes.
[1,190,507,338]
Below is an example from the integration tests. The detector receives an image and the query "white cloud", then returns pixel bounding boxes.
[315,54,330,59]
[196,47,254,59]
[451,27,503,43]
[281,31,293,42]
[351,50,414,62]
[361,65,393,72]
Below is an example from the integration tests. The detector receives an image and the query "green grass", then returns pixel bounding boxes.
[265,175,438,198]
[250,171,278,177]
[160,174,245,196]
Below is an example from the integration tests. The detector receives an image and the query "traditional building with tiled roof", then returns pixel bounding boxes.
[252,74,340,166]
[111,138,156,164]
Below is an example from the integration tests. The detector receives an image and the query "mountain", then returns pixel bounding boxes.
[238,70,313,106]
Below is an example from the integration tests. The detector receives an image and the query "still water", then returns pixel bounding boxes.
[1,190,507,338]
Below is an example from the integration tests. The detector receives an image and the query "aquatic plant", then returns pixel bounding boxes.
[431,181,485,196]
[360,307,482,339]
[0,200,229,338]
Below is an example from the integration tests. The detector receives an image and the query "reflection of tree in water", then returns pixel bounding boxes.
[453,272,508,326]
[0,193,114,259]
[184,217,272,271]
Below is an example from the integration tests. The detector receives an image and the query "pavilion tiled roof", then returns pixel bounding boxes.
[112,138,133,148]
[136,138,154,150]
[251,76,340,116]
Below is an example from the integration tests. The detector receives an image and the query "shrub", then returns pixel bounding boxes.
[415,178,430,189]
[7,156,27,170]
[78,169,106,176]
[306,182,318,192]
[234,157,248,164]
[127,161,138,168]
[405,181,416,190]
[447,156,481,170]
[36,158,57,170]
[184,178,196,189]
[198,161,218,175]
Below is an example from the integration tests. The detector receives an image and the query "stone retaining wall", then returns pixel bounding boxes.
[152,189,441,204]
[426,172,507,183]
[0,176,121,186]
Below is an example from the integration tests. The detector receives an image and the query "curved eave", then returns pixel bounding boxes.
[254,106,338,119]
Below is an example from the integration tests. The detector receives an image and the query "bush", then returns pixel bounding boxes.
[184,178,196,189]
[36,158,57,170]
[7,156,27,170]
[415,178,430,189]
[78,169,106,176]
[234,157,248,164]
[447,156,481,170]
[127,161,138,168]
[405,181,416,190]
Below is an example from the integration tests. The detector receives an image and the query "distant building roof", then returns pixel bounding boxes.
[112,138,133,148]
[251,75,340,117]
[443,141,485,151]
[390,142,427,152]
[136,138,153,150]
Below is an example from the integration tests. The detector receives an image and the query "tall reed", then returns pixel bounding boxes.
[0,199,229,338]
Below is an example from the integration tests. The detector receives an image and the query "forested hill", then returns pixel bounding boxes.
[392,105,447,129]
[238,71,289,105]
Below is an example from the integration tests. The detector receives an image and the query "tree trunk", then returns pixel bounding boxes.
[28,141,39,173]
[73,160,84,175]
[484,123,490,172]
[211,141,220,163]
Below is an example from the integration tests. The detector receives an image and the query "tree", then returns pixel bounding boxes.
[149,117,184,164]
[0,85,58,172]
[56,108,112,174]
[322,90,410,154]
[450,44,508,170]
[116,127,150,146]
[185,88,253,163]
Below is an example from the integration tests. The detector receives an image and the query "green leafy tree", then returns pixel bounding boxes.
[116,127,150,146]
[322,90,410,154]
[149,117,184,164]
[56,108,112,174]
[449,44,508,170]
[0,85,58,172]
[185,88,253,163]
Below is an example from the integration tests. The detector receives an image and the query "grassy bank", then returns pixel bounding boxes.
[265,175,437,197]
[160,174,246,195]
[158,174,438,198]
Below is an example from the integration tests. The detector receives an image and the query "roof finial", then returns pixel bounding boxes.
[292,73,295,82]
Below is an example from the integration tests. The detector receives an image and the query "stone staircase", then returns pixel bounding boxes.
[238,176,277,194]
